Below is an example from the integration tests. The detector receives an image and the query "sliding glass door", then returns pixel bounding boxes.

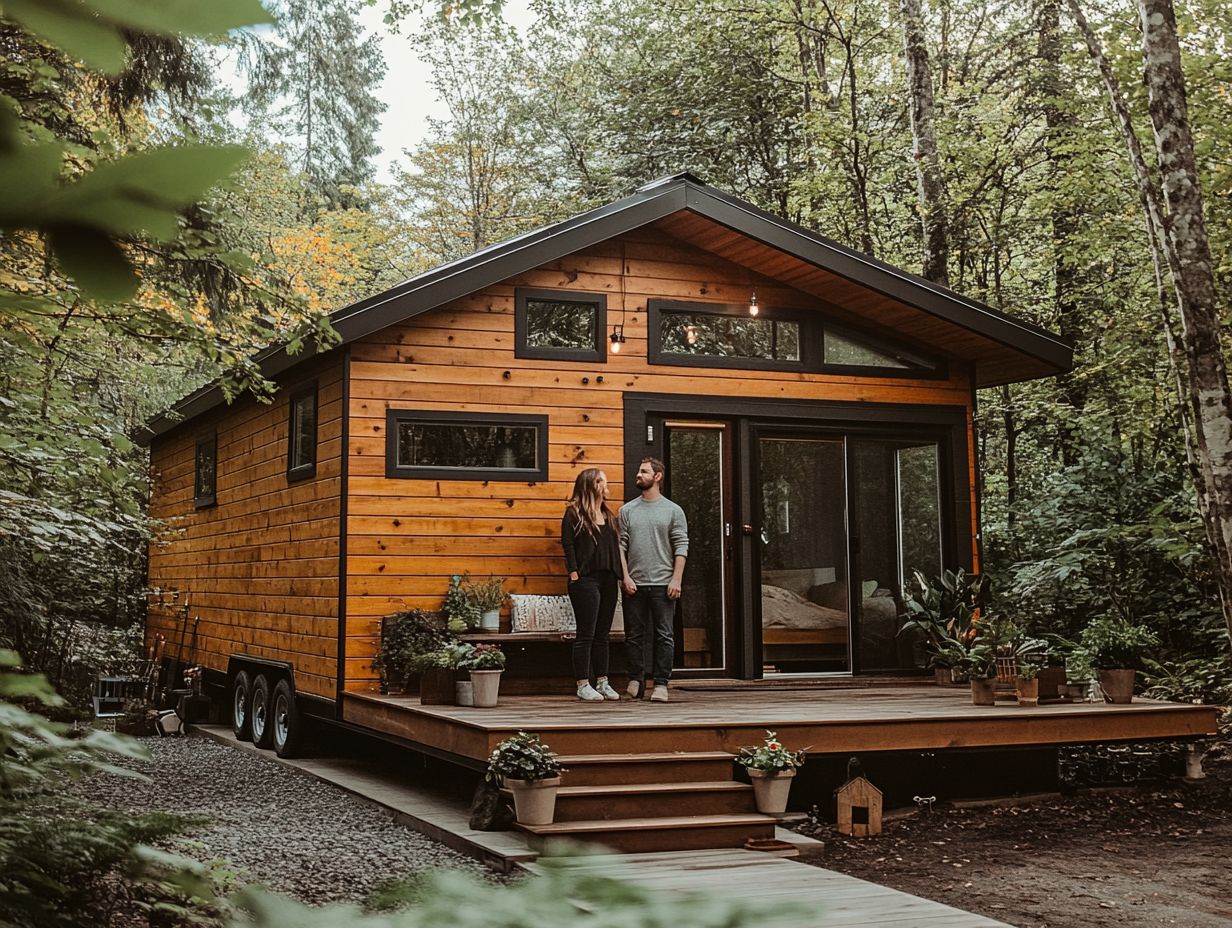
[758,436,850,673]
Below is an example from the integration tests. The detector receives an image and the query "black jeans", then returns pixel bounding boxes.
[567,569,618,682]
[623,585,675,686]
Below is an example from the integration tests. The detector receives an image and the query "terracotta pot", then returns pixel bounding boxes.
[419,667,455,705]
[470,669,502,707]
[1099,668,1136,704]
[747,767,796,814]
[970,677,997,706]
[1014,677,1039,707]
[506,776,560,825]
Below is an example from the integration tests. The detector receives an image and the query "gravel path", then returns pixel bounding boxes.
[68,734,489,906]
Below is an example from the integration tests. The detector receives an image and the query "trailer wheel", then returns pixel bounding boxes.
[232,670,253,741]
[271,678,306,758]
[250,674,274,749]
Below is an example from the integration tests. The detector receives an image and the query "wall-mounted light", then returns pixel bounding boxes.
[609,324,627,353]
[685,324,699,346]
[748,290,760,317]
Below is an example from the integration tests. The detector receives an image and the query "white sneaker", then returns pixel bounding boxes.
[594,679,620,700]
[650,685,669,703]
[577,683,604,701]
[626,680,642,699]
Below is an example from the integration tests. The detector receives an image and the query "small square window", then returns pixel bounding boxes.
[194,432,216,508]
[287,382,317,481]
[515,288,606,362]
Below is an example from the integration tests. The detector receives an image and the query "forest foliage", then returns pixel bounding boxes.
[1,0,1231,704]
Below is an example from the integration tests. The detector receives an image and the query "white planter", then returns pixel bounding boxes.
[480,609,501,631]
[455,680,474,706]
[747,767,796,814]
[506,776,560,825]
[470,669,502,707]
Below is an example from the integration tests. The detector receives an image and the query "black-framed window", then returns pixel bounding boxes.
[515,288,607,362]
[194,432,216,508]
[384,410,550,481]
[648,299,944,378]
[823,327,938,372]
[287,381,318,481]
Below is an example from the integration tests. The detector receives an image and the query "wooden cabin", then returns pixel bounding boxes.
[140,174,1215,850]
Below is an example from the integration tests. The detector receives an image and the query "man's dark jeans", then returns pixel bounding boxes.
[623,585,675,686]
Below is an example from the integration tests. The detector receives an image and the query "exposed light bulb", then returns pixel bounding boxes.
[749,291,760,317]
[609,325,626,353]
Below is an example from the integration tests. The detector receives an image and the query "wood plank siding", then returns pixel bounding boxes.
[343,228,979,690]
[147,355,344,700]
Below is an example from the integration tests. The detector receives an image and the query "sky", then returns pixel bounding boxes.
[359,1,536,184]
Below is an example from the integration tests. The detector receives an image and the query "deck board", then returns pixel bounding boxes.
[342,685,1219,761]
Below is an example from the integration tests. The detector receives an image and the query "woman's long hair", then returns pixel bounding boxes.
[567,468,612,537]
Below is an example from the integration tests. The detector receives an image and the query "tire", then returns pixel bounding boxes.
[271,678,307,758]
[250,674,274,749]
[231,669,253,741]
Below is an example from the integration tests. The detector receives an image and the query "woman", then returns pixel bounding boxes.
[561,468,624,701]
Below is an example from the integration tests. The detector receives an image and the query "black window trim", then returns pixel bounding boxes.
[514,287,607,362]
[384,409,550,482]
[647,298,948,379]
[194,430,217,509]
[287,379,319,482]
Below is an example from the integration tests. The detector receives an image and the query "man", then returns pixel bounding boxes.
[619,456,688,703]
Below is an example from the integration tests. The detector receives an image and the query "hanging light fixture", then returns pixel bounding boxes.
[748,289,760,317]
[609,324,626,353]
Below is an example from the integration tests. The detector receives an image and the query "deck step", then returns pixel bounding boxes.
[517,813,777,853]
[538,780,756,821]
[556,751,735,786]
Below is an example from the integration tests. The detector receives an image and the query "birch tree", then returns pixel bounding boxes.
[900,0,949,285]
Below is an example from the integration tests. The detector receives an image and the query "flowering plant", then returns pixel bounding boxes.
[486,731,561,783]
[735,730,806,772]
[461,642,506,670]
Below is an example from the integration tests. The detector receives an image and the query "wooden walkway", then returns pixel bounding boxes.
[343,684,1220,762]
[531,848,1012,927]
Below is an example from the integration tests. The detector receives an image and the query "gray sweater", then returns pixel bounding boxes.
[619,495,689,585]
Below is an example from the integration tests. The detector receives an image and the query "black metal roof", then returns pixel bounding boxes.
[139,172,1072,442]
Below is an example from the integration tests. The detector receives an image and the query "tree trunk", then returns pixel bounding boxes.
[900,0,950,287]
[1039,0,1086,465]
[1070,0,1232,643]
[1137,0,1232,645]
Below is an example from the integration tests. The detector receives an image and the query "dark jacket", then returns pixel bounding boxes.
[561,507,621,577]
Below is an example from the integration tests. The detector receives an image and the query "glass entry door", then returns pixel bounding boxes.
[758,436,851,673]
[664,422,731,673]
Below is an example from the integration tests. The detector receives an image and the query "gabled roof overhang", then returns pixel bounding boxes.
[139,173,1072,443]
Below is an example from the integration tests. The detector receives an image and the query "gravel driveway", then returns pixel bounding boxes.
[69,734,489,905]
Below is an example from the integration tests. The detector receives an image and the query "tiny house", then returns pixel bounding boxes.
[142,173,1072,728]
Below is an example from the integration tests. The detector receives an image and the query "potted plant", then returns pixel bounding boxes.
[410,648,458,705]
[735,730,806,814]
[899,568,986,683]
[466,575,507,632]
[446,642,477,705]
[443,574,481,631]
[1014,660,1040,707]
[1079,617,1160,704]
[956,642,998,706]
[372,609,455,694]
[487,731,562,825]
[462,642,506,707]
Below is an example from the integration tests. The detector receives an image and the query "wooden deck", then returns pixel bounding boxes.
[342,684,1219,762]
